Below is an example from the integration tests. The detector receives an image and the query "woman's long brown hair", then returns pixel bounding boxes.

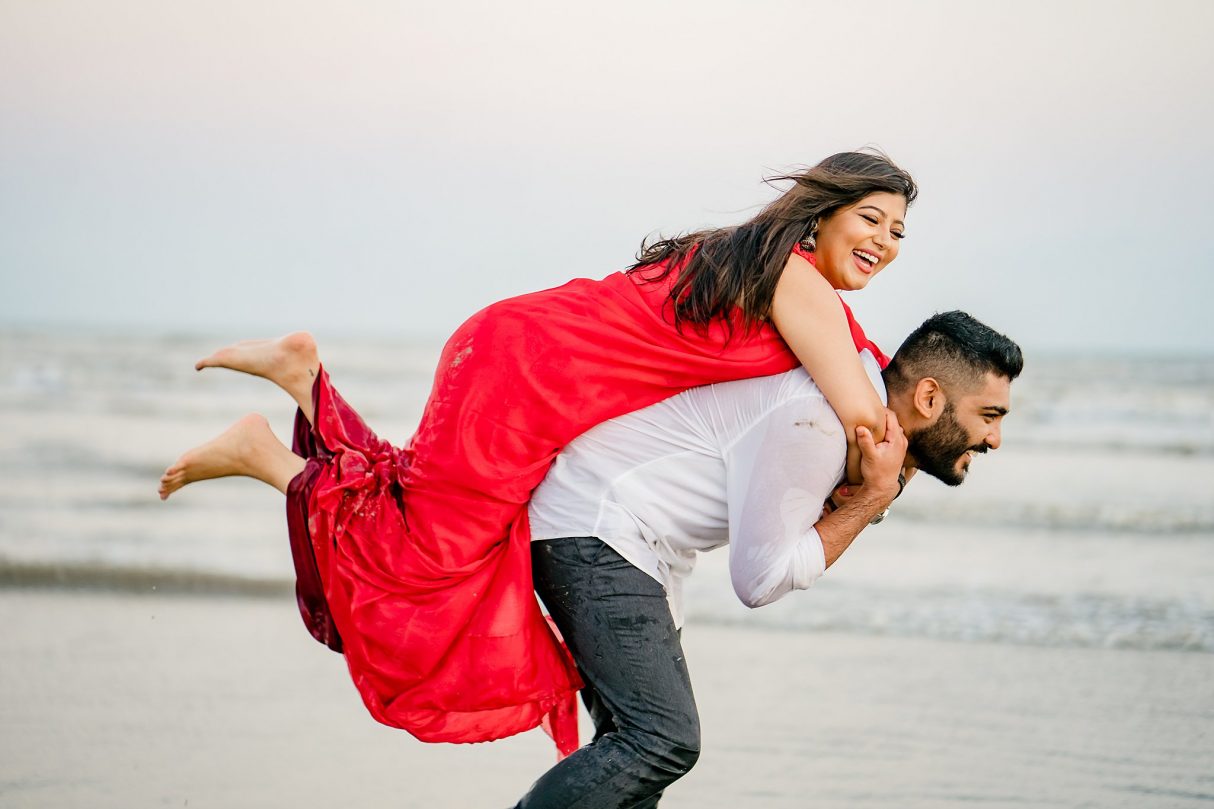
[628,149,917,335]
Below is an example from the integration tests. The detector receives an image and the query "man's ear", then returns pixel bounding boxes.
[912,377,945,420]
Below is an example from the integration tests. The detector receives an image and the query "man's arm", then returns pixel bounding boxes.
[725,393,904,608]
[814,413,906,569]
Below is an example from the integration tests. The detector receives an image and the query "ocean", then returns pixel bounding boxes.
[2,329,1212,654]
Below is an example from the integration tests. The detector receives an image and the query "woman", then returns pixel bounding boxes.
[158,150,915,759]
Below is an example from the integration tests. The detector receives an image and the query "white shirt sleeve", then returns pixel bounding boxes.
[723,392,846,608]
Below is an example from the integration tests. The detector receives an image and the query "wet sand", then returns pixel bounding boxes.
[2,589,1211,808]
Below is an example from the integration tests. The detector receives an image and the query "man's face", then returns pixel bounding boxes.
[909,372,1011,486]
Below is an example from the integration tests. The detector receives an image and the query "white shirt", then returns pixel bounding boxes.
[529,351,887,626]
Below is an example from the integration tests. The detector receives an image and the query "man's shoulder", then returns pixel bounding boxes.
[700,349,887,404]
[603,350,886,440]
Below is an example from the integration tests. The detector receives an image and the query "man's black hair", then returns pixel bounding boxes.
[883,311,1023,394]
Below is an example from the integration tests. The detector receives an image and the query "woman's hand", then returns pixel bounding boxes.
[822,481,856,517]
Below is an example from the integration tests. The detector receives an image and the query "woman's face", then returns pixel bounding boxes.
[812,192,907,291]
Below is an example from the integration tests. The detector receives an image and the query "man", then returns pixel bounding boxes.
[517,311,1023,809]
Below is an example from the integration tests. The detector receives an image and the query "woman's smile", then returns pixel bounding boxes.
[813,191,907,291]
[852,249,880,274]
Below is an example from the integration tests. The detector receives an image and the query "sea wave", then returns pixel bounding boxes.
[5,332,1214,657]
[892,500,1214,534]
[1010,436,1214,457]
[6,332,1214,456]
[685,582,1214,654]
[4,557,1209,654]
[0,557,291,597]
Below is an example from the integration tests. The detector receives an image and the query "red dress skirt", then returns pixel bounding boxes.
[284,262,887,756]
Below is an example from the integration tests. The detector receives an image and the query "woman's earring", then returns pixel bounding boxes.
[799,222,818,252]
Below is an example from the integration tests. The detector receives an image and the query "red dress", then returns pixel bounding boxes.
[285,255,888,756]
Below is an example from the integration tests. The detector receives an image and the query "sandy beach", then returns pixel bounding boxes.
[3,587,1211,809]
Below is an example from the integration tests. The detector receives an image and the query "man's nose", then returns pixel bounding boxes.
[985,423,1002,451]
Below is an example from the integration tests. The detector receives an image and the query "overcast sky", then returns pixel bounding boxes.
[2,0,1212,354]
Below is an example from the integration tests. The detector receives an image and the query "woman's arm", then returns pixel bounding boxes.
[770,252,887,484]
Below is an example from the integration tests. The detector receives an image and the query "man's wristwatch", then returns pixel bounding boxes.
[868,472,906,526]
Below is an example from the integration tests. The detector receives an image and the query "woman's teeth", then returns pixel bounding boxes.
[853,250,878,266]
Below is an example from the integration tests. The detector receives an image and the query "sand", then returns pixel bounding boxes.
[2,588,1211,808]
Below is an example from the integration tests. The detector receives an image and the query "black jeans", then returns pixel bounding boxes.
[516,537,701,809]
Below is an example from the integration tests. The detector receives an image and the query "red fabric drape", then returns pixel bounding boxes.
[286,262,887,756]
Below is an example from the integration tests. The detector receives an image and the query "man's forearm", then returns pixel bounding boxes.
[815,483,897,569]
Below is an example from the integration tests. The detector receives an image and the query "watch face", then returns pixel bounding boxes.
[869,509,889,526]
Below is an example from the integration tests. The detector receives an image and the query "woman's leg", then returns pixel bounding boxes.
[158,413,306,500]
[518,537,700,809]
[195,332,321,425]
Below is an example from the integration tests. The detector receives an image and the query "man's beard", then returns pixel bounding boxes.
[907,402,986,486]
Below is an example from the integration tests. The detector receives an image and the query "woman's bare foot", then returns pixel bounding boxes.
[158,413,305,500]
[195,332,319,422]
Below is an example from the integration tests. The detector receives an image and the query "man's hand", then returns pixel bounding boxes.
[856,408,907,505]
[822,411,908,517]
[815,409,908,569]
